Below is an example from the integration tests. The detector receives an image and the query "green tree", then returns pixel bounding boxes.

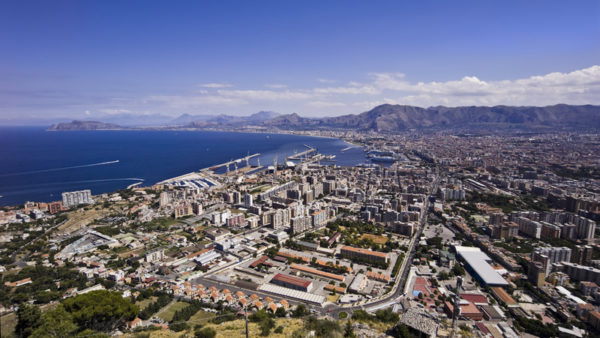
[195,327,216,338]
[292,304,308,317]
[344,321,356,338]
[388,323,411,338]
[275,306,287,317]
[16,303,42,338]
[31,305,78,338]
[259,317,275,336]
[62,290,139,332]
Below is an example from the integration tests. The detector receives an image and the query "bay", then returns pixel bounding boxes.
[0,127,366,206]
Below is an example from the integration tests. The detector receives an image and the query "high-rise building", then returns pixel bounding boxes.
[572,245,594,266]
[62,189,93,208]
[244,193,253,207]
[532,247,572,275]
[528,261,546,288]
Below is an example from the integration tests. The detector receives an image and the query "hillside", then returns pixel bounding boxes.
[264,104,600,132]
[48,120,125,131]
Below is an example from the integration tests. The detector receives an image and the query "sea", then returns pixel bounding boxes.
[0,127,367,206]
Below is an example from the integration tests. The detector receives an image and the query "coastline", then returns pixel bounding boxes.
[1,128,364,207]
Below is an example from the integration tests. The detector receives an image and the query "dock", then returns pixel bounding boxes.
[288,145,317,160]
[200,153,261,172]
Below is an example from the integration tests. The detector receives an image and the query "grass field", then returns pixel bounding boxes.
[0,312,17,338]
[157,302,189,322]
[360,233,388,244]
[327,294,340,303]
[202,318,304,338]
[187,309,215,326]
[58,208,113,234]
[0,303,56,337]
[135,296,158,310]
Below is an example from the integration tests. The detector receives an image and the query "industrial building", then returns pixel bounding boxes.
[270,273,313,292]
[454,246,509,287]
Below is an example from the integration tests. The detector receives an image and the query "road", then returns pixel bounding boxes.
[325,174,440,317]
[12,219,67,267]
[140,174,440,319]
[178,174,441,319]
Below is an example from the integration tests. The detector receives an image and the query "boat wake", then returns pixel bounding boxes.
[0,160,120,177]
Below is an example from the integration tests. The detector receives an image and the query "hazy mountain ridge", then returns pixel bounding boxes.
[46,104,600,132]
[264,104,600,132]
[49,120,125,131]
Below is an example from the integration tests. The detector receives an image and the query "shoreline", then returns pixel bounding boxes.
[0,128,363,207]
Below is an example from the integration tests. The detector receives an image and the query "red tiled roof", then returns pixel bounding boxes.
[272,273,312,288]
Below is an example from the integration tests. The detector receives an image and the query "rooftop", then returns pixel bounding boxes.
[272,273,312,288]
[455,246,509,286]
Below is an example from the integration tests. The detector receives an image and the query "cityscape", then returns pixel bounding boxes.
[1,1,600,338]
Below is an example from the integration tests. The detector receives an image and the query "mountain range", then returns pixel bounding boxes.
[47,104,600,132]
[264,104,600,132]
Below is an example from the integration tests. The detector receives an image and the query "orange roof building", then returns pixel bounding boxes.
[340,246,388,264]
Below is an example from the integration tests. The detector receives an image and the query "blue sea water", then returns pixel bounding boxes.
[0,127,366,206]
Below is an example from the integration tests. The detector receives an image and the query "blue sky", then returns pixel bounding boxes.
[1,0,599,121]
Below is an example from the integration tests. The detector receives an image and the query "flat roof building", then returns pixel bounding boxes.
[454,246,509,287]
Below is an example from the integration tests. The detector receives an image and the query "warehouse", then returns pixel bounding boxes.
[454,246,509,287]
[270,273,313,292]
[258,283,325,306]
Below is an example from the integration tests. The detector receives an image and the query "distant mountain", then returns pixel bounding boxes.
[182,111,281,127]
[170,113,216,125]
[99,113,174,126]
[46,105,600,132]
[48,120,125,131]
[263,104,600,132]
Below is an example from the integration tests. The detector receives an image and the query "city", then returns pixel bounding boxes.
[1,131,599,337]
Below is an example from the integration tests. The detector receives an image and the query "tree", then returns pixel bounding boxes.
[16,303,42,338]
[195,327,216,338]
[452,263,465,276]
[275,306,287,317]
[62,290,139,332]
[31,305,78,338]
[388,323,411,338]
[292,304,308,317]
[344,321,356,338]
[259,317,275,336]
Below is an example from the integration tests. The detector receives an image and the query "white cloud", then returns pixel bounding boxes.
[265,83,288,89]
[138,65,600,115]
[308,101,347,108]
[313,85,380,95]
[201,83,232,88]
[217,89,312,101]
[146,95,246,107]
[98,108,131,115]
[317,78,336,84]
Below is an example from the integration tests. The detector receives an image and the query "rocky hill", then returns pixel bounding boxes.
[263,104,600,132]
[48,120,125,131]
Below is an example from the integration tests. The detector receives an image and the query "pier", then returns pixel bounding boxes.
[288,145,317,160]
[200,153,261,172]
